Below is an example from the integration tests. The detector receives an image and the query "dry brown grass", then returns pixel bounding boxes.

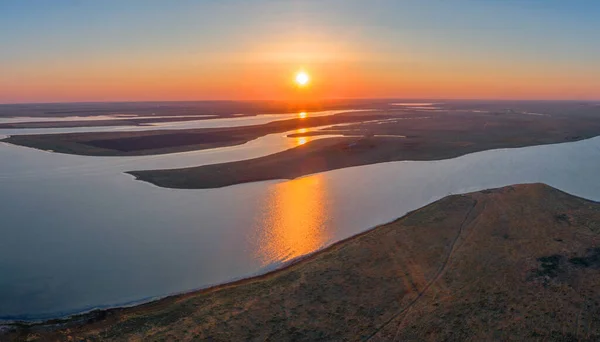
[5,183,600,341]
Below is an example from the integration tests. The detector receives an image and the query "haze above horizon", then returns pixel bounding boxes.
[2,0,600,104]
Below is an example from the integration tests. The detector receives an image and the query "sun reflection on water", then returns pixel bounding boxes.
[287,128,310,148]
[255,175,329,264]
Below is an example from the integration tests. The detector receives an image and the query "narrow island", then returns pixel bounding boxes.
[0,116,218,129]
[128,110,600,189]
[1,112,390,156]
[5,183,600,341]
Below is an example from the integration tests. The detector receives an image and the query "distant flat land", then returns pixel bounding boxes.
[130,106,600,189]
[0,116,219,129]
[0,99,392,129]
[2,112,389,156]
[0,99,392,118]
[6,183,600,341]
[4,100,600,188]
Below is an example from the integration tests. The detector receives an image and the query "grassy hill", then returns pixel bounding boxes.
[5,183,600,341]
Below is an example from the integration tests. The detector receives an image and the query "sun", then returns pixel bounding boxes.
[295,71,310,87]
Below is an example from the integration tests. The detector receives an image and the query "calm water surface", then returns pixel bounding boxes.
[0,110,353,136]
[1,121,600,320]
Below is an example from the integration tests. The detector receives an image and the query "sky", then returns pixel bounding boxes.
[1,0,600,103]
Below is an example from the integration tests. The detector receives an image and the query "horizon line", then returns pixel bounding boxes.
[1,97,599,106]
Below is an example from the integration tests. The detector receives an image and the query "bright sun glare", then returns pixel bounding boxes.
[295,71,310,87]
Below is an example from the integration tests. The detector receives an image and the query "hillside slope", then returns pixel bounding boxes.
[6,183,600,341]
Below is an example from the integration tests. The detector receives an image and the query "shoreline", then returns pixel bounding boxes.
[6,183,600,340]
[128,132,600,190]
[0,112,388,156]
[125,108,600,189]
[1,195,422,327]
[2,134,600,327]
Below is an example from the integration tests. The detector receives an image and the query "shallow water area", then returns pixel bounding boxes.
[0,110,358,136]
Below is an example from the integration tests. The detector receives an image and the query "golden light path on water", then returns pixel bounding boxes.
[254,121,328,262]
[255,174,330,264]
[288,127,309,147]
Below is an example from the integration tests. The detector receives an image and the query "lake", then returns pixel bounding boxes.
[1,117,600,321]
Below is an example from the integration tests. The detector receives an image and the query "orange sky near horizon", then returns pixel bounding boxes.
[3,1,600,103]
[4,35,599,104]
[4,50,599,103]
